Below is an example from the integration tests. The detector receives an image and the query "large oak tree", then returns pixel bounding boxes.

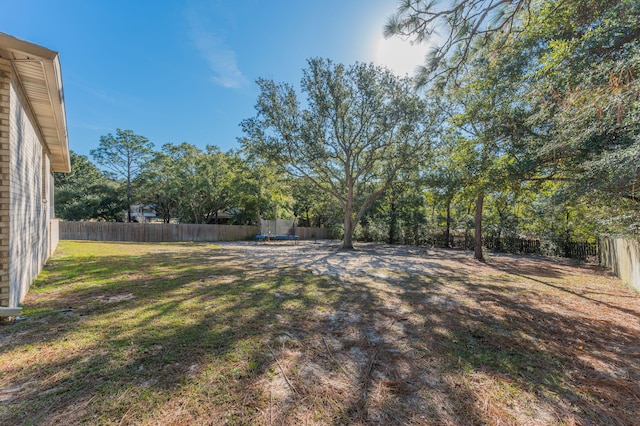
[241,58,437,249]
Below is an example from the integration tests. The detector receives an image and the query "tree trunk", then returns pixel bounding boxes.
[342,194,355,249]
[162,203,170,223]
[126,179,132,223]
[126,155,134,223]
[342,212,355,249]
[445,198,452,248]
[342,179,355,249]
[389,199,397,244]
[304,208,310,227]
[474,192,484,261]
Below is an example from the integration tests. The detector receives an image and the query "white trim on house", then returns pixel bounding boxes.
[0,32,69,172]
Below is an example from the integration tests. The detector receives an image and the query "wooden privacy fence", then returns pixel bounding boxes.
[60,222,332,243]
[599,237,640,292]
[257,219,333,240]
[294,226,333,240]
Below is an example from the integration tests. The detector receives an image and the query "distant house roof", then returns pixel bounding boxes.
[0,32,70,172]
[216,210,234,219]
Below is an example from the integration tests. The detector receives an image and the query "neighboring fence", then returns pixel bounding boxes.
[484,237,542,254]
[295,226,332,240]
[423,234,474,251]
[60,221,332,243]
[559,241,598,259]
[421,234,597,259]
[599,237,640,292]
[256,218,333,240]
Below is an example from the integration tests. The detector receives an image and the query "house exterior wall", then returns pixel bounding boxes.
[7,75,50,307]
[0,59,10,307]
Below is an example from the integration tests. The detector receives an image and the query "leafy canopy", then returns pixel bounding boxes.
[242,58,437,248]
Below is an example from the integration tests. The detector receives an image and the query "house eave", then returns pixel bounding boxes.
[0,32,70,172]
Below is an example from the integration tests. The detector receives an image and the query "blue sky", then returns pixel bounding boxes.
[1,0,427,158]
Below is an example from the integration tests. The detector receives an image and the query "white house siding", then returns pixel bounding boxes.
[0,60,10,306]
[8,79,50,307]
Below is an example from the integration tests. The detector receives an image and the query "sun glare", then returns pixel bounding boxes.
[373,34,427,77]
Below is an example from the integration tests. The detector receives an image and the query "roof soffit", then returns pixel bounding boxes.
[0,32,70,172]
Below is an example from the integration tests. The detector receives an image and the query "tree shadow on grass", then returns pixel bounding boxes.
[2,242,640,424]
[2,242,397,424]
[394,262,640,424]
[260,244,640,424]
[487,260,640,320]
[197,242,640,424]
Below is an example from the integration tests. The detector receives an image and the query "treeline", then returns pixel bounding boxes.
[55,136,338,227]
[56,0,640,256]
[55,131,627,256]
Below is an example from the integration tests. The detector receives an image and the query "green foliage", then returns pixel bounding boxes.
[137,143,242,224]
[242,58,437,248]
[91,129,154,222]
[91,129,154,179]
[289,176,339,228]
[386,0,639,243]
[525,0,640,211]
[227,152,294,224]
[134,150,178,223]
[54,151,126,221]
[60,142,296,225]
[356,165,432,245]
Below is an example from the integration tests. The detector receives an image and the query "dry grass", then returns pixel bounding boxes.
[1,240,639,425]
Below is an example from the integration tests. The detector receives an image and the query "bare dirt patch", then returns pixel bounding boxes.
[217,240,640,424]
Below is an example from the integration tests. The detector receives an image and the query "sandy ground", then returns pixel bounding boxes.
[215,239,580,283]
[219,240,461,275]
[212,239,640,424]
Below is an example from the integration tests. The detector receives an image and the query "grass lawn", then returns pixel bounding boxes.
[1,240,639,425]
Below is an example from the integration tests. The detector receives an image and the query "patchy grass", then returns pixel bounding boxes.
[1,241,639,425]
